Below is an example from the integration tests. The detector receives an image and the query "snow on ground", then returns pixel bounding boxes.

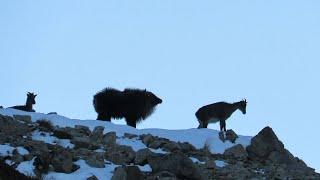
[16,158,36,177]
[138,164,152,172]
[0,108,252,154]
[116,136,167,153]
[45,160,118,180]
[17,146,30,155]
[0,108,252,179]
[215,160,228,168]
[0,144,15,156]
[0,144,29,156]
[190,157,205,164]
[116,137,147,151]
[32,130,74,149]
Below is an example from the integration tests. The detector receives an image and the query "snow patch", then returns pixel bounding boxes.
[32,130,74,149]
[190,157,205,164]
[16,158,36,177]
[215,160,228,168]
[45,160,118,180]
[138,164,152,172]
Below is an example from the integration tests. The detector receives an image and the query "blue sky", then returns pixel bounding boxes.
[1,0,320,171]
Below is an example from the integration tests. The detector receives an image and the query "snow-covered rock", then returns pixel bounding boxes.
[0,108,319,179]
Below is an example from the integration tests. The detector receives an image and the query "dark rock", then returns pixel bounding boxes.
[0,115,32,136]
[162,142,181,152]
[140,134,155,146]
[218,162,252,179]
[51,149,78,173]
[54,127,90,139]
[53,128,73,139]
[85,152,105,168]
[112,166,127,180]
[126,166,144,180]
[205,160,217,169]
[148,151,202,180]
[135,148,153,165]
[225,129,238,143]
[111,166,144,180]
[74,125,91,136]
[224,144,248,159]
[105,145,136,165]
[36,120,54,132]
[90,126,104,143]
[124,133,138,139]
[146,171,177,180]
[74,148,92,159]
[103,132,117,145]
[148,139,167,149]
[25,141,50,157]
[33,154,51,175]
[246,126,284,159]
[87,175,99,180]
[71,137,91,149]
[177,142,196,153]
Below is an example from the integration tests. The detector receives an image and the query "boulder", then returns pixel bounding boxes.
[135,148,153,165]
[87,175,98,180]
[224,144,248,159]
[246,126,284,159]
[103,132,117,145]
[148,139,168,149]
[25,141,50,157]
[140,134,155,146]
[85,152,105,168]
[124,133,138,139]
[74,125,91,136]
[105,145,135,165]
[111,166,144,180]
[33,154,51,175]
[177,142,196,153]
[225,129,238,143]
[71,137,91,149]
[90,126,104,143]
[51,149,78,173]
[53,128,73,139]
[162,142,181,152]
[147,151,202,180]
[54,126,91,139]
[205,160,217,169]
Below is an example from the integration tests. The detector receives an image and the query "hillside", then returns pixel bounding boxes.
[0,108,319,179]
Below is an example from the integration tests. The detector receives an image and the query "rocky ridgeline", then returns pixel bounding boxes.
[0,114,319,180]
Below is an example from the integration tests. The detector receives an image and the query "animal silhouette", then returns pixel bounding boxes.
[10,92,37,112]
[93,87,162,128]
[196,99,247,131]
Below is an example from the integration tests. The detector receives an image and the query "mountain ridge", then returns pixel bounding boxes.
[0,108,319,179]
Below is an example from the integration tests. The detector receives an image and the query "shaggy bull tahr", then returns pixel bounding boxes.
[93,87,162,128]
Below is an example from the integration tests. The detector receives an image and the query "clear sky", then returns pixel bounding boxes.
[1,0,319,172]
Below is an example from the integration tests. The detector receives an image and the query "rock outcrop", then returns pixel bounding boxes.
[0,114,319,180]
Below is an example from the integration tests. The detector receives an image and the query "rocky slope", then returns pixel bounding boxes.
[0,109,319,180]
